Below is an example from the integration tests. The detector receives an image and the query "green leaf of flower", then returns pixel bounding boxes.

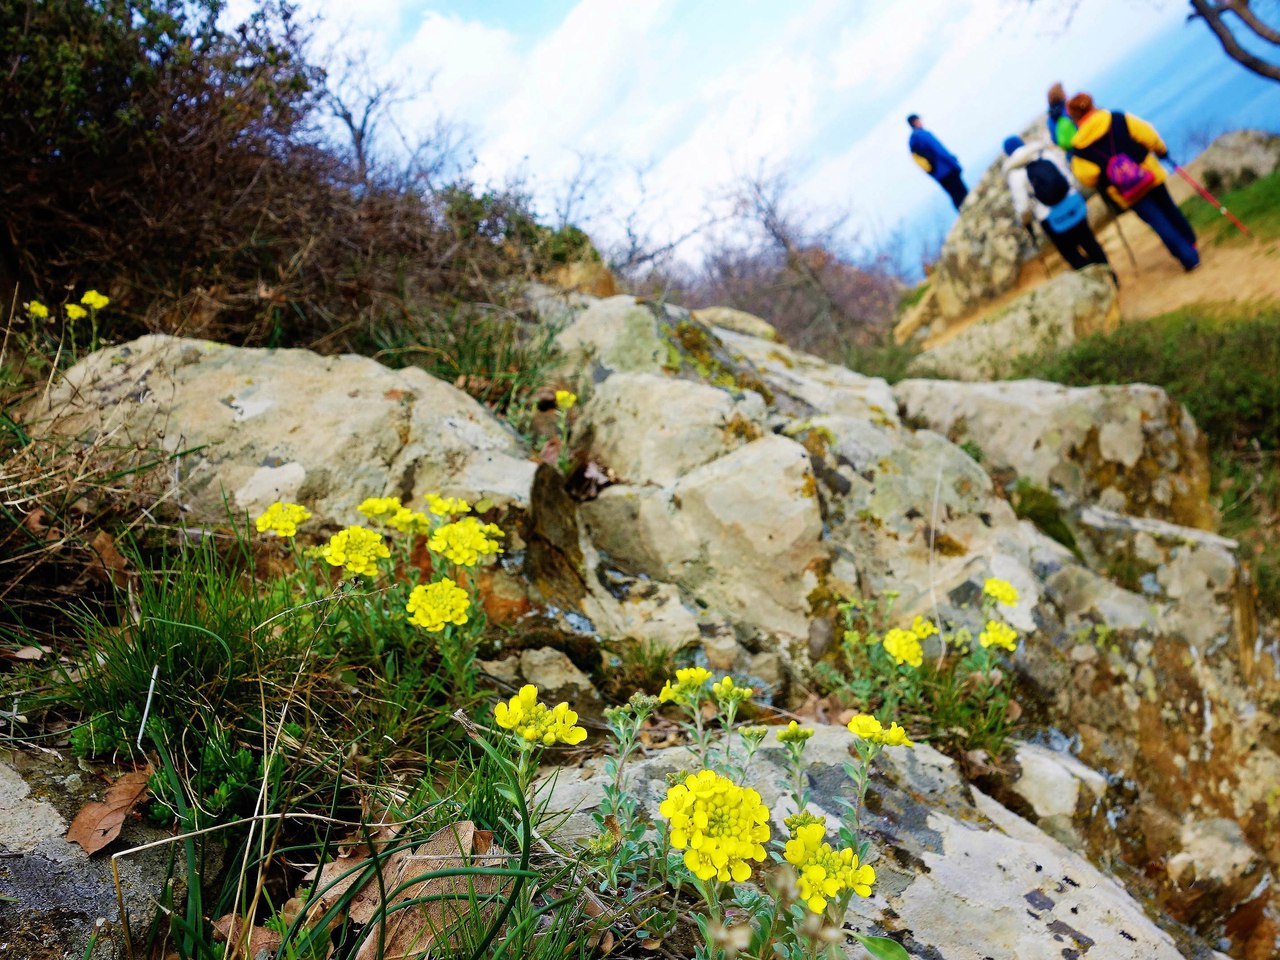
[852,933,911,960]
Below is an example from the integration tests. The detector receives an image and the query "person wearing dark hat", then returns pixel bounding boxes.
[1003,135,1111,275]
[908,115,967,210]
[1046,83,1078,152]
[1068,93,1200,272]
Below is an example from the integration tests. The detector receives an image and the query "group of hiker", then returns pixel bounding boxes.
[908,82,1201,277]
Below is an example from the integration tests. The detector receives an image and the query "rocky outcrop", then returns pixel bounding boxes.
[905,264,1119,380]
[31,290,1280,954]
[546,727,1229,960]
[1193,129,1280,193]
[22,335,535,526]
[894,376,1214,529]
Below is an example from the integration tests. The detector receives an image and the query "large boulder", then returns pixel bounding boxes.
[905,264,1119,381]
[1191,129,1280,193]
[546,726,1229,960]
[23,335,535,526]
[580,434,824,643]
[894,377,1214,529]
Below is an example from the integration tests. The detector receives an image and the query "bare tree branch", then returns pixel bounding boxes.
[1188,0,1280,81]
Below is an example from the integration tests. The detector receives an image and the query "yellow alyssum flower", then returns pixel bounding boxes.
[847,714,914,747]
[316,525,389,578]
[494,684,588,746]
[880,721,915,748]
[659,769,770,883]
[983,577,1019,607]
[387,507,431,535]
[911,615,938,639]
[711,675,753,706]
[783,821,875,912]
[80,290,110,310]
[882,627,923,668]
[979,619,1019,652]
[254,501,311,538]
[25,301,49,320]
[357,496,403,520]
[847,714,884,742]
[554,389,577,411]
[777,720,815,745]
[428,516,504,567]
[425,493,470,517]
[658,666,712,706]
[405,577,470,632]
[65,303,87,321]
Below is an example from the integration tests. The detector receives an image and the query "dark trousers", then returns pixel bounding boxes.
[1045,218,1110,270]
[1132,184,1199,269]
[938,171,968,210]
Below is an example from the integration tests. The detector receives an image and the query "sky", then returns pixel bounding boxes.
[225,0,1276,267]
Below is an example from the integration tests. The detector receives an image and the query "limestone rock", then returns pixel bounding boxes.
[580,434,824,642]
[894,377,1214,528]
[573,371,766,487]
[691,305,782,342]
[25,335,535,526]
[553,295,669,384]
[927,144,1040,323]
[544,726,1227,959]
[907,265,1119,381]
[1192,129,1280,193]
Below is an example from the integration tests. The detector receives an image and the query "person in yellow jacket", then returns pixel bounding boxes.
[1067,92,1199,271]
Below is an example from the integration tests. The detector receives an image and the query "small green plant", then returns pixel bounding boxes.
[819,579,1023,758]
[569,669,911,960]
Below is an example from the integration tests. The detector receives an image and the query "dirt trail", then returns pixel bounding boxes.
[925,172,1280,351]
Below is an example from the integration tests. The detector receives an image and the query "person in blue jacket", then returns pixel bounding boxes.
[908,114,967,209]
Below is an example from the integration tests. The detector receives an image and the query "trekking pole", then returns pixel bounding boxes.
[1111,210,1139,268]
[1170,162,1252,237]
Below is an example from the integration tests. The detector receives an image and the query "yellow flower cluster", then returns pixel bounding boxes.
[711,675,753,706]
[405,578,470,632]
[357,496,403,519]
[81,290,110,310]
[428,516,504,567]
[979,619,1019,652]
[658,667,712,706]
[425,493,470,517]
[659,770,770,883]
[910,615,938,639]
[254,501,311,538]
[777,721,815,745]
[783,822,875,912]
[882,627,923,668]
[554,389,577,411]
[494,684,588,746]
[25,301,49,320]
[316,525,390,578]
[846,714,914,748]
[387,507,431,535]
[983,577,1019,607]
[66,304,86,321]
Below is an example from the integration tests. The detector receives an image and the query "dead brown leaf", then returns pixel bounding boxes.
[211,914,283,959]
[5,645,46,661]
[312,820,506,960]
[86,530,130,588]
[66,767,152,854]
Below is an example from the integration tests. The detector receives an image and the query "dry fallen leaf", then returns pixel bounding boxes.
[86,530,130,588]
[211,914,283,958]
[66,767,152,854]
[352,820,505,960]
[5,645,46,661]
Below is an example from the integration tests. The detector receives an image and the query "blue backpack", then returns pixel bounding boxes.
[1045,192,1088,232]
